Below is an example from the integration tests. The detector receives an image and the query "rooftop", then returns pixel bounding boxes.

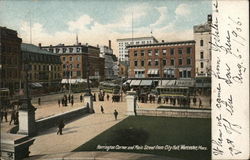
[21,43,58,55]
[126,40,195,48]
[117,36,158,42]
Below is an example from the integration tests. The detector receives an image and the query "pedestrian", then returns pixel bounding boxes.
[58,99,61,107]
[68,94,71,102]
[57,120,65,135]
[14,111,19,125]
[71,99,74,106]
[80,94,83,102]
[199,98,202,108]
[193,97,197,106]
[0,109,3,122]
[4,109,8,122]
[113,109,118,120]
[71,95,74,101]
[100,105,104,114]
[107,94,109,101]
[38,98,41,105]
[9,110,16,125]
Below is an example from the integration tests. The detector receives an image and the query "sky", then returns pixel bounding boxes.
[0,0,212,56]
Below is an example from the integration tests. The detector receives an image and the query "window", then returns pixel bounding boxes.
[148,50,152,56]
[170,59,174,66]
[69,48,73,53]
[136,41,139,44]
[201,62,204,68]
[187,58,191,65]
[77,64,80,68]
[63,48,67,53]
[155,49,159,56]
[188,71,191,77]
[178,48,183,54]
[62,57,66,61]
[77,71,81,76]
[134,50,138,56]
[187,47,192,54]
[163,59,166,66]
[134,61,138,66]
[179,71,182,78]
[200,40,204,46]
[178,59,182,65]
[70,57,73,61]
[77,56,81,61]
[70,64,73,69]
[162,49,167,55]
[141,50,145,56]
[200,52,204,59]
[56,48,60,53]
[183,70,187,78]
[148,60,151,66]
[170,48,175,55]
[155,60,159,66]
[141,60,144,66]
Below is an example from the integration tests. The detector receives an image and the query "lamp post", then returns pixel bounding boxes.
[18,63,37,136]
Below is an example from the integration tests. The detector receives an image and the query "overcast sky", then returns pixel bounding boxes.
[0,0,212,55]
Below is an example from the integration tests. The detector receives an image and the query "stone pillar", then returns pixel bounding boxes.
[126,91,137,116]
[84,93,94,113]
[18,99,37,136]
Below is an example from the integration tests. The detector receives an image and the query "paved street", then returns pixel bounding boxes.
[1,91,211,156]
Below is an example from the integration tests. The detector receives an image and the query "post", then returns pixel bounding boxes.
[126,90,137,116]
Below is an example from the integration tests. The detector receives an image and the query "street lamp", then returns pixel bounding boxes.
[85,53,91,96]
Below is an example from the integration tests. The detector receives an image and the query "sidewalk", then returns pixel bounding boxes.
[29,100,128,156]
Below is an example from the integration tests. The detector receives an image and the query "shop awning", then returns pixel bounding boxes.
[140,80,152,86]
[147,69,159,75]
[31,83,43,88]
[130,80,141,86]
[176,80,195,87]
[123,80,131,85]
[61,79,90,84]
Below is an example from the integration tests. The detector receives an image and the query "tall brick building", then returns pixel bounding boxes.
[0,27,22,95]
[41,43,105,81]
[127,40,195,79]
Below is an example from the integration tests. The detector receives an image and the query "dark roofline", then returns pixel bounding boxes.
[126,40,195,48]
[41,44,99,50]
[117,36,158,42]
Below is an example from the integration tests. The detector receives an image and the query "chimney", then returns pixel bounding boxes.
[78,43,81,45]
[97,44,99,48]
[162,40,164,43]
[38,43,41,48]
[109,40,111,49]
[207,14,212,23]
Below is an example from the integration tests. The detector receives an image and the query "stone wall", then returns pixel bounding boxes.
[36,107,89,132]
[136,108,211,118]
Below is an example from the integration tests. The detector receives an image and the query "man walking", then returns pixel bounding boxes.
[80,94,83,102]
[113,110,118,120]
[100,105,104,114]
[9,110,16,125]
[58,99,61,107]
[57,120,65,135]
[199,98,202,108]
[38,98,41,106]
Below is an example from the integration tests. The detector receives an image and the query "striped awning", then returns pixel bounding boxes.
[147,69,159,75]
[130,80,141,86]
[140,80,153,86]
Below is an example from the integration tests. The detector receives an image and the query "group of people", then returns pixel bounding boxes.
[138,94,203,108]
[58,94,75,107]
[0,109,19,125]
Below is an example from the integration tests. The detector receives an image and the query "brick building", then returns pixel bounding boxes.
[41,43,105,82]
[21,43,62,91]
[0,27,22,95]
[127,40,195,79]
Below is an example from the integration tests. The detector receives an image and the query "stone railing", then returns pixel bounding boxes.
[0,133,35,160]
[136,108,211,118]
[36,107,89,132]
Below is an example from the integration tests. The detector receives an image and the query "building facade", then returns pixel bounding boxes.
[100,40,118,80]
[193,15,212,77]
[127,40,196,79]
[21,43,62,89]
[41,43,105,81]
[117,36,158,62]
[0,27,22,95]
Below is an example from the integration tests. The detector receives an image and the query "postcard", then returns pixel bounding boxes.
[0,0,249,160]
